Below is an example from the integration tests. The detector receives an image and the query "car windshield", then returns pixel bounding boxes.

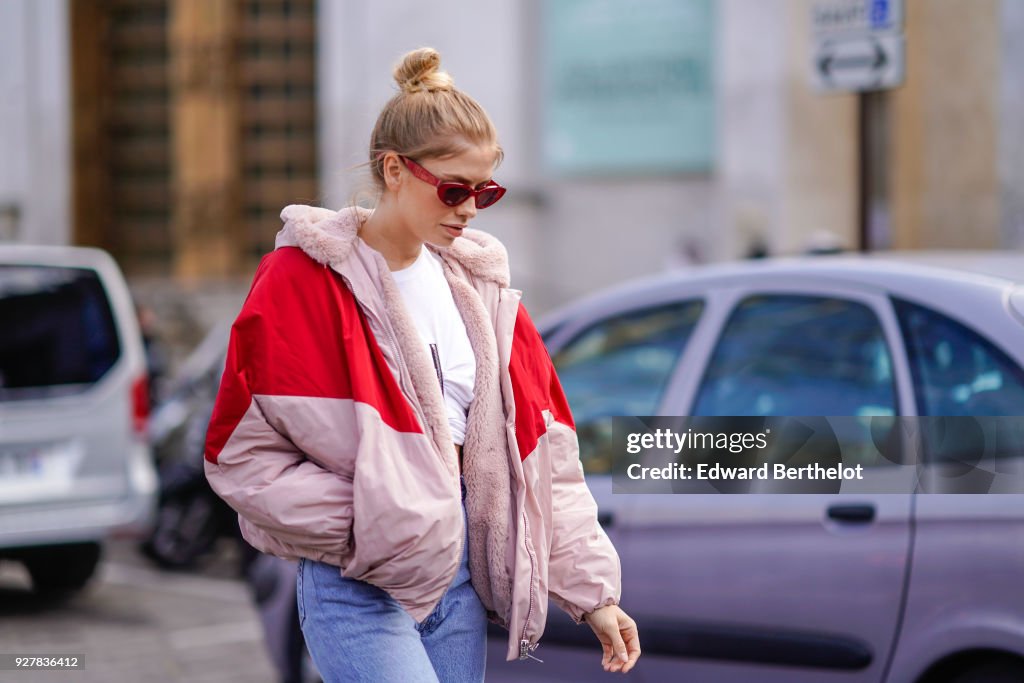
[0,264,121,401]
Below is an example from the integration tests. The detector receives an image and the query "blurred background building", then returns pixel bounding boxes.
[2,0,1023,334]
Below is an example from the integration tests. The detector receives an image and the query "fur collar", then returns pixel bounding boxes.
[275,204,510,288]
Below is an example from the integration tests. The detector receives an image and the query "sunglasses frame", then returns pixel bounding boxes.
[399,156,506,209]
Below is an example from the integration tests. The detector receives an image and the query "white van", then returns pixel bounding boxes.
[0,245,158,593]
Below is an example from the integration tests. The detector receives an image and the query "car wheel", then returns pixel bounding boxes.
[945,657,1024,683]
[23,543,102,595]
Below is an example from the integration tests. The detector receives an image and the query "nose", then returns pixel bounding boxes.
[455,197,478,222]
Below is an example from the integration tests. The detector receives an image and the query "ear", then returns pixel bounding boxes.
[381,152,404,192]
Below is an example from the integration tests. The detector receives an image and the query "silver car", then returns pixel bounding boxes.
[0,245,158,594]
[487,252,1024,682]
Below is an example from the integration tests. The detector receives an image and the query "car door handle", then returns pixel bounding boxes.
[597,511,614,528]
[827,504,876,524]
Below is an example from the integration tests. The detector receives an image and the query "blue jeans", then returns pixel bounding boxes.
[297,477,486,682]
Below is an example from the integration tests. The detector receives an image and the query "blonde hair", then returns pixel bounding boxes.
[367,47,503,192]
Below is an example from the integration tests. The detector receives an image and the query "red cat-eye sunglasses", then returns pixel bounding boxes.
[399,156,506,209]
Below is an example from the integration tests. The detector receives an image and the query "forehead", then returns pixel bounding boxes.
[425,145,498,185]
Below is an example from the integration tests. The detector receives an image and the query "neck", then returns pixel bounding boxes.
[360,201,423,271]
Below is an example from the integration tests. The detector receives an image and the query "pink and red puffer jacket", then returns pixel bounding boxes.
[204,205,621,661]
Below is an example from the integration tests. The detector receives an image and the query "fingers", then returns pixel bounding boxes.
[598,632,619,672]
[601,641,614,670]
[622,634,641,674]
[599,625,628,673]
[609,620,641,674]
[613,631,629,666]
[601,640,625,673]
[595,608,643,674]
[603,646,625,673]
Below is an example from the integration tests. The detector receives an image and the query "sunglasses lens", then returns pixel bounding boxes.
[475,187,504,209]
[440,186,472,206]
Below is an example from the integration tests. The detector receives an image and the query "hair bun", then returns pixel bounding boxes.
[393,47,454,94]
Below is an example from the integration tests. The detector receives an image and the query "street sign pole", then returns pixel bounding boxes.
[811,0,904,251]
[859,95,870,252]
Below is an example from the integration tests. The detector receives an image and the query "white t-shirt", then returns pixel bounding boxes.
[391,246,476,445]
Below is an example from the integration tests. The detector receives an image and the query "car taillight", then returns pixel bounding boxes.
[132,375,150,438]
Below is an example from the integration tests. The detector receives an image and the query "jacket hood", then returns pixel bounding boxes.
[275,204,511,288]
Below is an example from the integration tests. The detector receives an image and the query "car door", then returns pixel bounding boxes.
[485,295,707,681]
[614,279,916,682]
[886,296,1024,681]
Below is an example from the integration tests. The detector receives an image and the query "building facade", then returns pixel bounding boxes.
[1,0,1021,313]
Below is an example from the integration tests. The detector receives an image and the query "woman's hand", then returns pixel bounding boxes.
[583,604,641,673]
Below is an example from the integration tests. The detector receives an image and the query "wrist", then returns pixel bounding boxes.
[583,604,616,622]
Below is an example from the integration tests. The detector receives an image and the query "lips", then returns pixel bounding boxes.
[442,224,467,231]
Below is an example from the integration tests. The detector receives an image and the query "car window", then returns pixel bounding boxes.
[551,300,704,473]
[894,298,1024,416]
[694,295,897,418]
[0,265,121,401]
[539,320,565,346]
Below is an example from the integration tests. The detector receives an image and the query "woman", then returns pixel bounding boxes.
[204,47,640,682]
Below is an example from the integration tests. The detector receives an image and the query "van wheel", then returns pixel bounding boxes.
[23,543,102,595]
[946,657,1024,683]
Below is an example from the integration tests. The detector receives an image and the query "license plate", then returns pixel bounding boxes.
[0,447,44,478]
[0,441,83,502]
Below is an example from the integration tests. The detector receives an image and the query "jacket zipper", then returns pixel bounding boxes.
[429,343,444,396]
[519,639,543,662]
[500,291,542,662]
[519,511,543,662]
[513,415,542,662]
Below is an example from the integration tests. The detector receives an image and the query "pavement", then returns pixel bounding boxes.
[0,538,286,683]
[0,538,616,683]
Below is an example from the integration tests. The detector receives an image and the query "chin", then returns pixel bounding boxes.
[426,235,455,247]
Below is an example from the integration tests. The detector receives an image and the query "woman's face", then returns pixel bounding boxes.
[388,143,499,247]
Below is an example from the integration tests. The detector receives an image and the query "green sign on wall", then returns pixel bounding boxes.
[543,0,715,174]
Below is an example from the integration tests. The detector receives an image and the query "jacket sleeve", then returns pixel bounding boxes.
[545,377,622,624]
[510,304,622,623]
[203,253,354,563]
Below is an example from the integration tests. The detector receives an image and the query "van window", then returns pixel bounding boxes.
[0,265,121,400]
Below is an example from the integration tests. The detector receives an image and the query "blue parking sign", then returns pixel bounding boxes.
[870,0,890,28]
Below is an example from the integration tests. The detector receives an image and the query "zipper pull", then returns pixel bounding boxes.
[519,639,544,663]
[429,343,444,396]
